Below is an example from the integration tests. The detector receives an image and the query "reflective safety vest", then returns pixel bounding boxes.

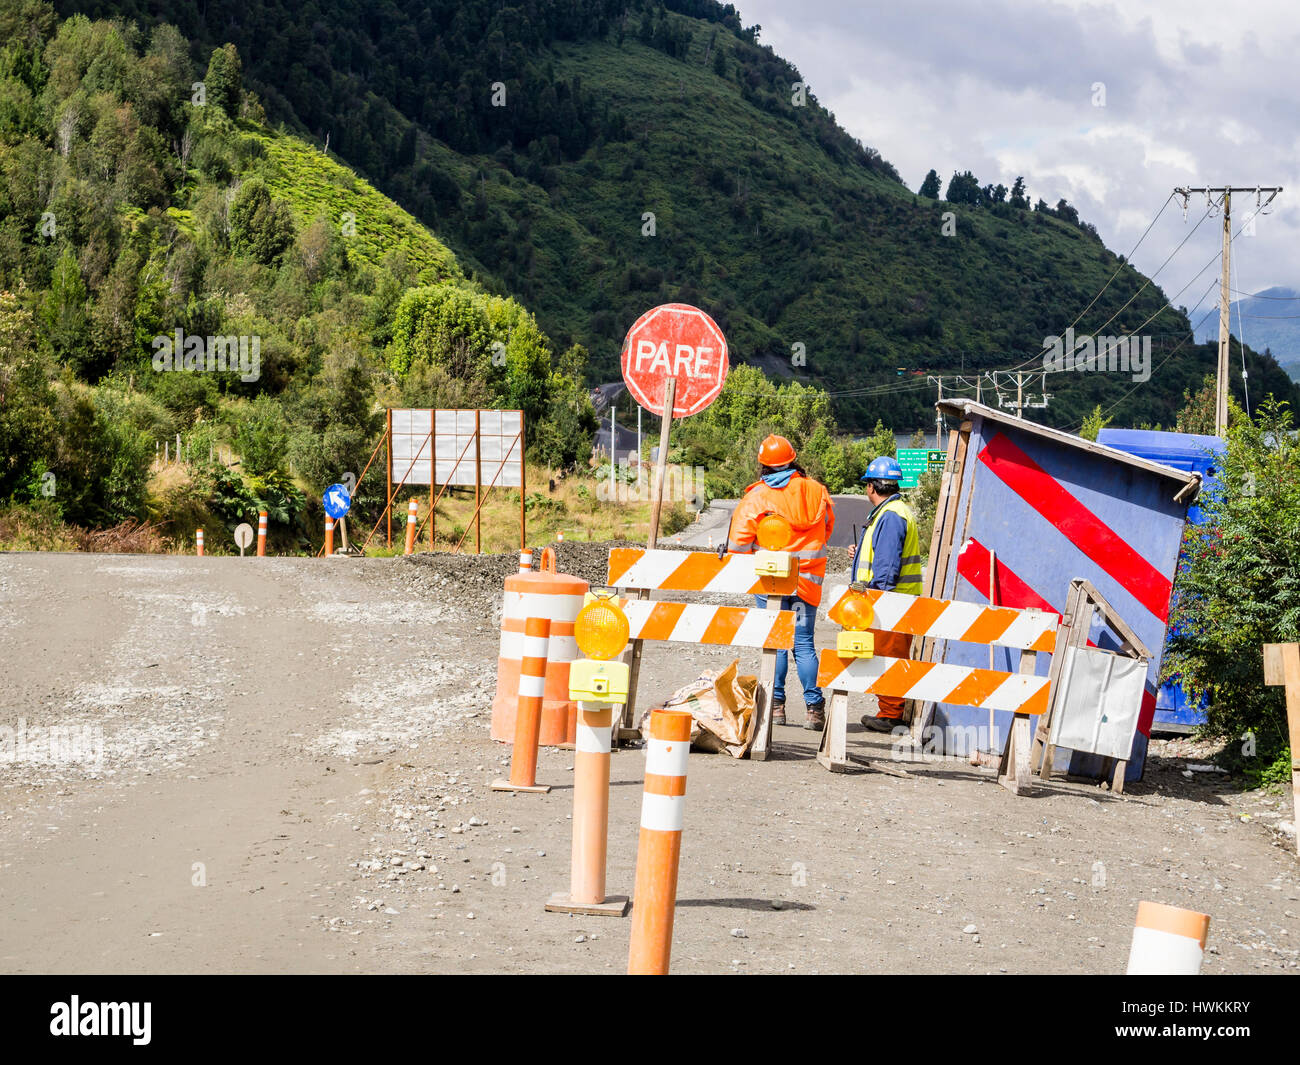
[726,472,835,606]
[852,496,923,594]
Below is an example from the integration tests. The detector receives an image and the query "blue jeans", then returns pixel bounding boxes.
[754,595,822,707]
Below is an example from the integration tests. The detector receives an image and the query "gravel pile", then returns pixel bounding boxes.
[357,540,856,617]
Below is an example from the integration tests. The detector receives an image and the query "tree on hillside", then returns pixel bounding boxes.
[944,170,981,206]
[229,178,295,265]
[204,44,242,117]
[918,169,941,198]
[1010,176,1028,208]
[41,249,91,374]
[1175,373,1219,435]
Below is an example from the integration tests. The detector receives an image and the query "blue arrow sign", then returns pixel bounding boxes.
[323,483,352,519]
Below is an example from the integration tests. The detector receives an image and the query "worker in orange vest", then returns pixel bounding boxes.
[725,435,835,730]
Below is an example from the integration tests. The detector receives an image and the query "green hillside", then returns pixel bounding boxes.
[55,0,1300,431]
[0,3,599,543]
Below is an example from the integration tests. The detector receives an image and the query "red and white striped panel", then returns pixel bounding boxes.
[825,585,1058,652]
[624,600,794,650]
[817,650,1050,715]
[608,548,799,596]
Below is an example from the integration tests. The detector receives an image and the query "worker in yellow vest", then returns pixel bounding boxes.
[851,456,923,732]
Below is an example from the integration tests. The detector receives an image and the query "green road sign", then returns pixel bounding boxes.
[896,448,929,489]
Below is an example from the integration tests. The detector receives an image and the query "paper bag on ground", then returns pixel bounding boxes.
[638,658,757,758]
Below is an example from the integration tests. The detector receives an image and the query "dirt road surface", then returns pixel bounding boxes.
[1,550,1296,974]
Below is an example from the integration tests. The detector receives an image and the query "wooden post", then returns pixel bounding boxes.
[988,549,997,751]
[386,409,392,548]
[816,691,851,772]
[620,381,676,746]
[912,422,970,743]
[647,378,676,548]
[749,594,783,761]
[519,417,526,551]
[997,650,1037,794]
[436,410,441,548]
[474,410,482,555]
[1263,642,1300,856]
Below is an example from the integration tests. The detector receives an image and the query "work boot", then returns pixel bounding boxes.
[770,699,786,726]
[803,701,826,731]
[860,713,903,734]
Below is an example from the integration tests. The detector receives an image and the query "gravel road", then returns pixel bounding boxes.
[0,549,1296,974]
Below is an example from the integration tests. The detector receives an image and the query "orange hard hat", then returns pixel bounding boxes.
[758,434,797,466]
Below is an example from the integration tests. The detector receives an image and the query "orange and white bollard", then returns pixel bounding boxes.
[518,548,534,573]
[628,708,692,974]
[404,499,418,556]
[491,616,552,794]
[256,510,268,556]
[324,516,334,556]
[545,701,629,916]
[195,528,204,556]
[1126,901,1210,974]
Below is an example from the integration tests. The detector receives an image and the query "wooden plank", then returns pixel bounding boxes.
[817,690,851,772]
[1034,580,1085,780]
[913,423,970,743]
[1263,642,1287,687]
[1110,757,1127,796]
[1074,579,1152,660]
[750,593,783,761]
[997,650,1038,793]
[616,588,651,743]
[997,713,1032,794]
[1264,643,1300,856]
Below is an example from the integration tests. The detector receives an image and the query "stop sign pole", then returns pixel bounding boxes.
[647,377,676,548]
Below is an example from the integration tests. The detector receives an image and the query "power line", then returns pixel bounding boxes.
[996,193,1195,377]
[1175,185,1283,433]
[1066,276,1223,433]
[1230,287,1300,300]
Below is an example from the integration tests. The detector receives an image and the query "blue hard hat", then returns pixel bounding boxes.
[862,456,903,482]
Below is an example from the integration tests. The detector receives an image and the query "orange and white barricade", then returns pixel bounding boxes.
[492,616,552,794]
[256,510,268,556]
[622,601,794,649]
[403,499,418,555]
[195,529,204,557]
[609,548,800,598]
[824,585,1059,653]
[817,583,1061,785]
[491,549,588,747]
[606,547,798,759]
[1126,901,1209,974]
[628,708,692,974]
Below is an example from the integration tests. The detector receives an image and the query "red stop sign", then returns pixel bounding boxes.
[620,303,728,418]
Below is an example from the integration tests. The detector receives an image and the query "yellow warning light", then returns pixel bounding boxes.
[755,512,794,551]
[574,591,630,660]
[840,582,875,631]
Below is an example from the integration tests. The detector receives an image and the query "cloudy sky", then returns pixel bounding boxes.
[737,0,1299,328]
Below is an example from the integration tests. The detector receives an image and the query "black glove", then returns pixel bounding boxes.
[716,542,727,559]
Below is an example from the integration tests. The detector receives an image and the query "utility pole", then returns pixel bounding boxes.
[927,375,945,447]
[1175,185,1282,436]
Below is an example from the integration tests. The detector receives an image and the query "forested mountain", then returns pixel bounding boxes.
[0,2,596,540]
[52,0,1300,431]
[1195,286,1300,383]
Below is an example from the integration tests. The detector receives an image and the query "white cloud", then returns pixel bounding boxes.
[737,0,1300,314]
